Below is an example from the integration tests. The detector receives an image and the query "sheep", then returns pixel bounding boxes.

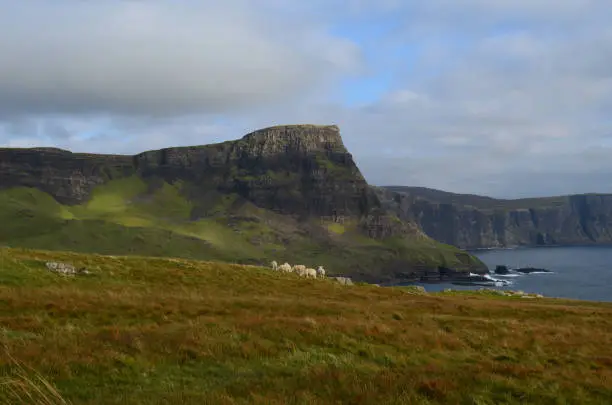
[305,268,317,279]
[270,261,327,280]
[292,264,307,277]
[278,262,293,273]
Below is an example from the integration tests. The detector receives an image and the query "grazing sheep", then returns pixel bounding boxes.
[305,268,317,279]
[270,260,278,271]
[292,264,307,277]
[316,266,326,278]
[278,262,293,273]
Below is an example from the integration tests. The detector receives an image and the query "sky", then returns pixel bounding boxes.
[1,0,611,199]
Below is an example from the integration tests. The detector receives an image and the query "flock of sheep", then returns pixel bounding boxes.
[270,261,326,279]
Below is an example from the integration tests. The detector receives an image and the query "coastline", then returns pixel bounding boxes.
[466,242,612,253]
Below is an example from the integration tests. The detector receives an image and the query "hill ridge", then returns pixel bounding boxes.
[0,125,487,283]
[382,185,612,249]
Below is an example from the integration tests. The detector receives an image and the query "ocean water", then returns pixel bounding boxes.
[414,246,612,302]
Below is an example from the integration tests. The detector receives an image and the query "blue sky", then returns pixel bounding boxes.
[0,0,611,198]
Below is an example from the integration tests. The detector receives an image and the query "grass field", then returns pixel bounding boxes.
[1,247,611,404]
[0,179,483,281]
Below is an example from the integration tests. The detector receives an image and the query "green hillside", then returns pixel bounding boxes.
[1,247,611,404]
[0,177,478,281]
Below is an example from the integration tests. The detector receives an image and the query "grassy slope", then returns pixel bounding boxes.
[1,247,611,404]
[0,177,478,279]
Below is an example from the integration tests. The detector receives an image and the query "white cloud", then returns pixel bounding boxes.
[1,0,612,198]
[0,0,361,117]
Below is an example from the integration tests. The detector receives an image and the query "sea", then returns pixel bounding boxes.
[411,246,612,303]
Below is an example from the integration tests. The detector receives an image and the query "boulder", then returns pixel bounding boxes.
[331,276,354,286]
[45,262,89,275]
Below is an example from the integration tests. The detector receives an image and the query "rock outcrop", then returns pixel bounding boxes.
[331,276,354,286]
[0,125,377,219]
[0,148,134,204]
[45,262,89,275]
[135,125,381,221]
[379,186,612,249]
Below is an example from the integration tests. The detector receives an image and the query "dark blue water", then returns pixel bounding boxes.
[416,246,612,302]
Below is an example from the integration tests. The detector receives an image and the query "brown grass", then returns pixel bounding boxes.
[1,349,70,405]
[1,246,612,404]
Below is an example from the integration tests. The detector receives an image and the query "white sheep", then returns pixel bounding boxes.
[270,260,278,271]
[278,262,293,273]
[292,264,307,277]
[305,268,317,279]
[316,266,326,278]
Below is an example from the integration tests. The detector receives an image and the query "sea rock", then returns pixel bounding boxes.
[514,267,552,274]
[494,265,510,275]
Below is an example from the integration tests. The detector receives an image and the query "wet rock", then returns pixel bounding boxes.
[494,265,510,275]
[514,267,552,274]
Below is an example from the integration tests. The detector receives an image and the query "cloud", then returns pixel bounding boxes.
[323,2,612,197]
[0,0,361,117]
[1,0,611,199]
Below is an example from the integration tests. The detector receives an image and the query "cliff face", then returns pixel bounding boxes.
[135,125,380,221]
[0,147,135,204]
[381,186,612,249]
[0,125,487,282]
[0,125,376,218]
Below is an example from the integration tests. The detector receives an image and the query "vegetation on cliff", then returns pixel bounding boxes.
[0,177,480,283]
[1,247,611,404]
